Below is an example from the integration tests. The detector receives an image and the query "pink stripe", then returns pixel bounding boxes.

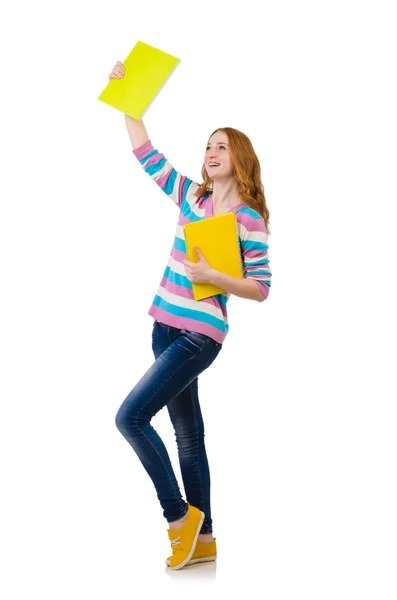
[199,293,227,316]
[148,306,226,344]
[252,279,270,299]
[172,247,186,262]
[237,211,268,233]
[132,140,154,160]
[205,296,227,317]
[156,167,175,191]
[244,248,269,258]
[145,152,164,168]
[175,201,207,227]
[178,175,188,200]
[160,276,194,299]
[158,276,228,317]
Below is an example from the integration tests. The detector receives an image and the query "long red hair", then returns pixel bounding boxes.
[194,127,271,234]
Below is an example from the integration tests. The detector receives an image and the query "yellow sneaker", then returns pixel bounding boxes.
[166,502,205,570]
[165,537,217,567]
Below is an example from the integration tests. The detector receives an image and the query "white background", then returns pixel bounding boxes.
[1,0,396,598]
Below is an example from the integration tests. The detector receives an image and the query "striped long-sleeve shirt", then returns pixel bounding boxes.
[133,139,272,344]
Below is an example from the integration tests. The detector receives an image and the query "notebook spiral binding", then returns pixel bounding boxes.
[234,213,245,278]
[140,60,181,119]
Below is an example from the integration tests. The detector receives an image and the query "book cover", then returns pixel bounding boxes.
[98,40,180,119]
[183,212,244,301]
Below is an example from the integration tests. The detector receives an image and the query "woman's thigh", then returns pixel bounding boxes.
[152,321,222,433]
[117,322,222,425]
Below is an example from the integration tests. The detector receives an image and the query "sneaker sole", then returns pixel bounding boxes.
[167,509,205,570]
[165,554,217,567]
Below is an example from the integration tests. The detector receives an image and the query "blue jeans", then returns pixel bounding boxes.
[115,320,223,534]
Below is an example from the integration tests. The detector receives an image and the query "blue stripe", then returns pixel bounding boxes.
[246,257,270,266]
[216,293,228,308]
[246,269,272,276]
[180,197,205,222]
[163,267,230,308]
[238,206,263,220]
[145,156,167,176]
[162,168,178,195]
[174,235,186,253]
[153,295,228,332]
[180,178,195,208]
[248,278,271,286]
[241,240,269,252]
[139,149,158,164]
[164,266,192,289]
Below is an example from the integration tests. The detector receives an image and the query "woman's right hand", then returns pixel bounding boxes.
[109,61,125,81]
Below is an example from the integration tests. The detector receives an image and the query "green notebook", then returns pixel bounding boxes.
[98,41,180,119]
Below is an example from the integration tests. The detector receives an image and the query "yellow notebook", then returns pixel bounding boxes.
[183,212,244,301]
[97,41,180,119]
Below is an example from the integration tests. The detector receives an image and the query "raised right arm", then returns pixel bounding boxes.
[128,122,200,210]
[110,61,200,209]
[124,114,149,149]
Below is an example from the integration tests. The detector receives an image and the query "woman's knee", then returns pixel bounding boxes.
[114,401,148,433]
[115,406,126,432]
[115,401,134,433]
[175,427,205,452]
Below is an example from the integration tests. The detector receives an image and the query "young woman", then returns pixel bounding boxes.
[109,61,272,570]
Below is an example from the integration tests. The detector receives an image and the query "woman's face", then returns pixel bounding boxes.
[204,132,234,180]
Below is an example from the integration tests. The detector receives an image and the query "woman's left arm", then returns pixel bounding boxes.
[182,209,272,302]
[208,271,264,302]
[233,209,272,301]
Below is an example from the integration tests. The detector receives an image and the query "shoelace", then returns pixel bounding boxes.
[170,535,182,546]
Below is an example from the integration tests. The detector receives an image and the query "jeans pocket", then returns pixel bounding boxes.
[181,329,210,343]
[178,329,210,355]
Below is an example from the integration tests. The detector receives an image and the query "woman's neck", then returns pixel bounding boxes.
[211,180,240,206]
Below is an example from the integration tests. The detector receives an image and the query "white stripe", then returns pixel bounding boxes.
[237,221,269,244]
[156,282,229,324]
[175,223,186,239]
[184,189,207,217]
[168,254,187,276]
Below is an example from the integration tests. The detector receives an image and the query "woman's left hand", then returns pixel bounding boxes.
[182,247,215,284]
